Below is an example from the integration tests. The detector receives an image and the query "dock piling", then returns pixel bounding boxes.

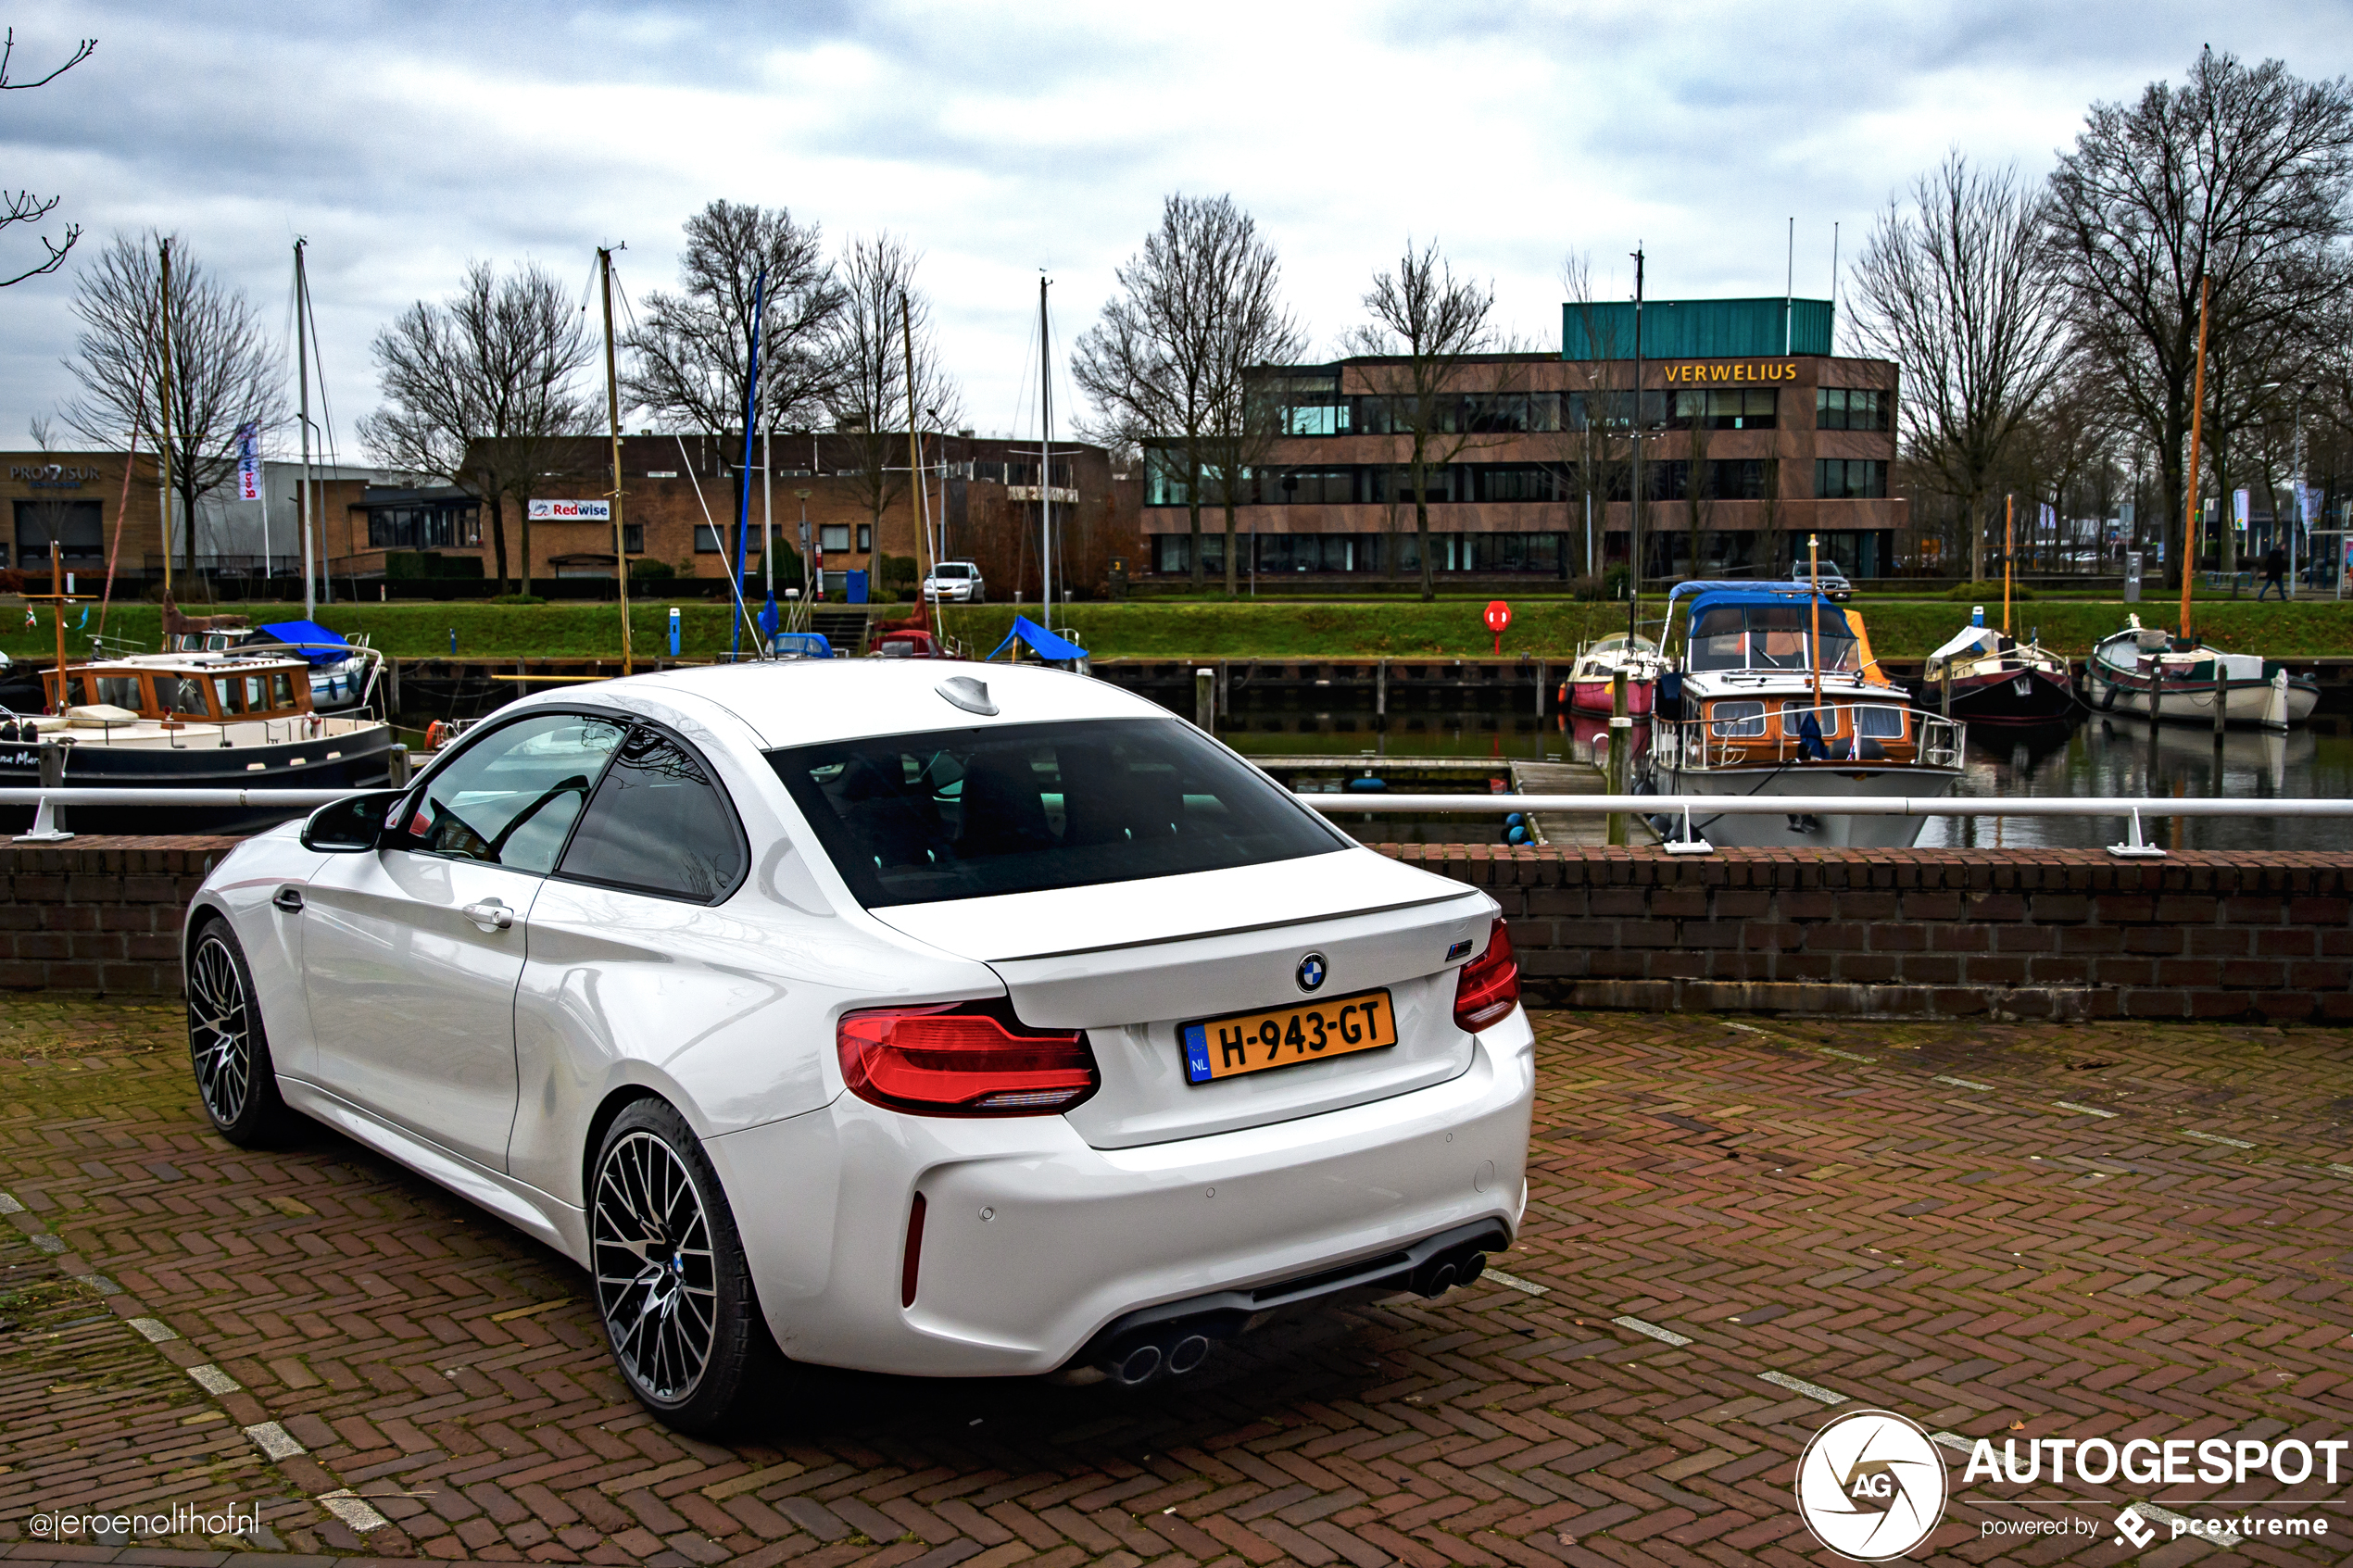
[1195,668,1214,733]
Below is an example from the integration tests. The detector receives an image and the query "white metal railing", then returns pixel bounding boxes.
[1298,791,2353,859]
[1653,702,1964,772]
[7,787,2352,860]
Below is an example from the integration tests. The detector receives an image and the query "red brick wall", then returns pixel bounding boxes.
[1378,844,2353,1022]
[0,837,241,995]
[6,838,2350,1021]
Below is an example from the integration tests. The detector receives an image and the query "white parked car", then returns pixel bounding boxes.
[923,560,986,602]
[182,662,1532,1432]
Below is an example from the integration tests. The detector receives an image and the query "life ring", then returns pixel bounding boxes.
[425,720,448,749]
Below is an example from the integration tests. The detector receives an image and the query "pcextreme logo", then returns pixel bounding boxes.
[1794,1411,1947,1561]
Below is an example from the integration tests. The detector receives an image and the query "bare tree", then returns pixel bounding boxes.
[825,233,960,598]
[359,262,596,594]
[1850,154,2073,585]
[1073,194,1242,591]
[1343,240,1516,601]
[1197,211,1305,596]
[1,28,95,287]
[1557,252,1630,583]
[624,200,846,446]
[2047,48,2353,590]
[62,233,282,579]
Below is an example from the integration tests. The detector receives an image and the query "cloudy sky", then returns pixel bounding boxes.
[1,1,2343,458]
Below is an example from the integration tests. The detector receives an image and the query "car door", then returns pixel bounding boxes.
[510,723,777,1201]
[299,710,626,1171]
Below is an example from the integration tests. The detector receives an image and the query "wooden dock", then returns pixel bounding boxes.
[1507,759,1655,847]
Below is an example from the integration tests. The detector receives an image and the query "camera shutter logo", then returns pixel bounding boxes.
[1793,1410,1948,1561]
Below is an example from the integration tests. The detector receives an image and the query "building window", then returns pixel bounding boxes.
[1815,458,1888,499]
[367,502,479,550]
[1470,464,1568,503]
[12,499,103,563]
[1817,388,1890,432]
[695,525,761,556]
[1260,469,1356,505]
[623,523,644,554]
[1565,390,1667,433]
[1666,389,1776,430]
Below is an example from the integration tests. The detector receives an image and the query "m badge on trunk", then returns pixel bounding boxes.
[1296,953,1327,993]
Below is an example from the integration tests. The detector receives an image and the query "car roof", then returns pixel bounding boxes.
[504,657,1165,750]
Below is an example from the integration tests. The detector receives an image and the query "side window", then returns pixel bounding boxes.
[400,712,627,873]
[556,727,748,904]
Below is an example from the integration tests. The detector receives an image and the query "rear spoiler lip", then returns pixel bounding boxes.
[971,887,1491,965]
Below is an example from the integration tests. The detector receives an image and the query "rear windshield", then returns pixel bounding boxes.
[768,717,1347,907]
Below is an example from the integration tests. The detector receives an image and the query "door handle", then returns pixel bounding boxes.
[272,886,305,913]
[461,900,514,930]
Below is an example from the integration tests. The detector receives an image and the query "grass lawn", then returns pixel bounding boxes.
[10,591,2353,665]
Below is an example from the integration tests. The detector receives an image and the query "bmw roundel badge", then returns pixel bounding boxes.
[1296,952,1327,993]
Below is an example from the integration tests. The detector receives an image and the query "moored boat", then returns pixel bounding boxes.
[1563,633,1664,715]
[1644,580,1964,847]
[0,649,394,834]
[2083,615,2317,730]
[1923,624,2076,723]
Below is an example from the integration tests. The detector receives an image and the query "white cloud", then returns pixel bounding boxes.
[0,0,2343,456]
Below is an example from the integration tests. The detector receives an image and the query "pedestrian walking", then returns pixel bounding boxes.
[2259,544,2290,601]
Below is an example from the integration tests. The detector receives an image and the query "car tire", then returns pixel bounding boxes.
[971,586,984,604]
[185,918,299,1148]
[590,1098,791,1434]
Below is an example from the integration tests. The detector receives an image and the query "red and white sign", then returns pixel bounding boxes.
[528,498,611,521]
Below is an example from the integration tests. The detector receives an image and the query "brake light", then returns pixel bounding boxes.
[1452,919,1521,1032]
[837,1003,1099,1115]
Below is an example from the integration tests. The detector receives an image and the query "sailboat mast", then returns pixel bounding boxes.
[2181,274,2211,638]
[159,238,174,602]
[599,246,633,675]
[295,240,314,621]
[1039,274,1052,622]
[1629,245,1644,642]
[901,290,929,637]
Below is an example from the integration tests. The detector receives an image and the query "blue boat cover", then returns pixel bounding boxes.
[253,621,355,666]
[986,615,1087,663]
[771,633,833,659]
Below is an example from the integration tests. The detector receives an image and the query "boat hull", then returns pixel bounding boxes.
[1567,677,1655,716]
[1940,665,2077,723]
[2084,657,2318,729]
[0,727,395,834]
[1651,763,1961,849]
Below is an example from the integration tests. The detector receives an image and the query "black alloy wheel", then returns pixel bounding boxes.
[186,921,296,1147]
[589,1098,787,1433]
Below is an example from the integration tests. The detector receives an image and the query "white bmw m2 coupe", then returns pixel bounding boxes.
[182,660,1533,1431]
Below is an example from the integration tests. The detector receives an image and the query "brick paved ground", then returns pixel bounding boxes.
[0,997,2347,1567]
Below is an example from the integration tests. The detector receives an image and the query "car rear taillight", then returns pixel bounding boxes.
[1452,919,1521,1032]
[837,1003,1099,1116]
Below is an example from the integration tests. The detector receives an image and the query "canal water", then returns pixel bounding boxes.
[1209,709,2353,853]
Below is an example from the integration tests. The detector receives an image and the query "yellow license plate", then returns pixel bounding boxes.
[1181,989,1397,1084]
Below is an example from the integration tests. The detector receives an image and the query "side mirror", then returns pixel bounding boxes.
[300,789,405,853]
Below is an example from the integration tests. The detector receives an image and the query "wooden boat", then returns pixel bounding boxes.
[0,649,394,834]
[1923,624,2076,723]
[1563,633,1664,715]
[1645,581,1963,848]
[2083,616,2317,730]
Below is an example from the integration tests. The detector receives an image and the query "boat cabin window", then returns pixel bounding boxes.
[1707,700,1767,736]
[1856,705,1906,739]
[1780,704,1842,737]
[157,675,213,718]
[1687,603,1859,673]
[93,674,143,709]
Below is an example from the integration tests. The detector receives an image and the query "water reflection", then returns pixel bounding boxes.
[1216,707,2353,852]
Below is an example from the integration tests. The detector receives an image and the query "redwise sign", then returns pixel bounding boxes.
[528,499,611,521]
